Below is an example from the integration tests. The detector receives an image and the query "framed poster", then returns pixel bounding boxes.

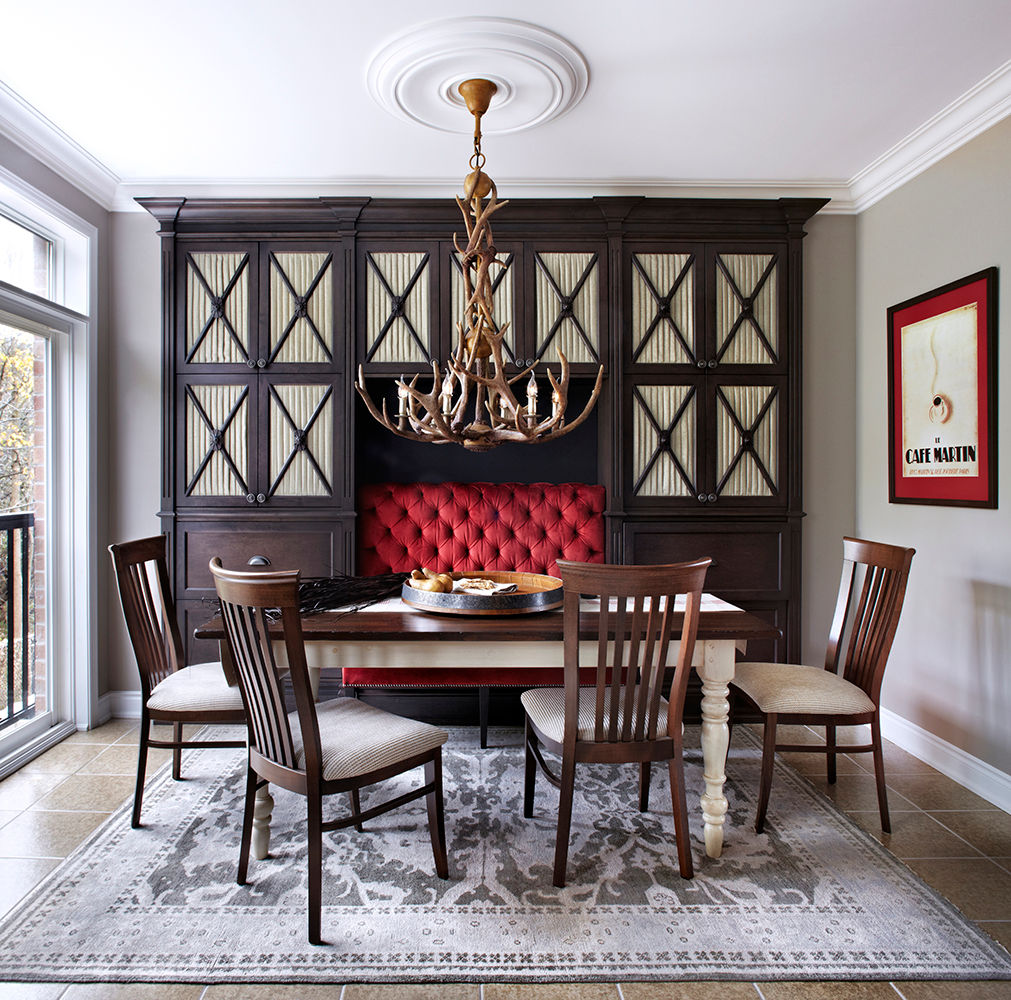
[887,268,997,507]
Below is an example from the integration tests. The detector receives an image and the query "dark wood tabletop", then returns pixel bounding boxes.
[194,602,780,645]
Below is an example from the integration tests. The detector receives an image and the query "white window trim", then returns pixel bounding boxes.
[0,170,97,769]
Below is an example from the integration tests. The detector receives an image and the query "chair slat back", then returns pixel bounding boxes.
[209,560,321,774]
[825,537,914,702]
[109,536,184,698]
[557,559,711,745]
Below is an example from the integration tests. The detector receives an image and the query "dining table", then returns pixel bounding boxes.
[194,593,779,863]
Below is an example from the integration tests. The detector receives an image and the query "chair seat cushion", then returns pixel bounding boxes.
[521,686,669,744]
[291,697,448,781]
[146,662,245,714]
[731,662,876,716]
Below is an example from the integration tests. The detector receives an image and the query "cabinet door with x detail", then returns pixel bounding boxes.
[529,247,606,374]
[179,245,257,370]
[358,243,438,374]
[709,247,785,371]
[259,375,341,507]
[626,248,701,370]
[707,375,786,506]
[262,246,339,370]
[177,374,255,506]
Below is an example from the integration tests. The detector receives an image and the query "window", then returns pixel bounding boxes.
[0,320,48,737]
[0,213,53,299]
[0,168,96,772]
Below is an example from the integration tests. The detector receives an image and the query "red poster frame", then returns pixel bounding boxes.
[887,268,998,508]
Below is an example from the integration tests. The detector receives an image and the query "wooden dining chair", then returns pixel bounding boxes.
[109,535,246,828]
[729,536,915,834]
[522,557,711,888]
[208,558,449,945]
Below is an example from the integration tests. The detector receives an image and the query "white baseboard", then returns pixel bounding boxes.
[100,690,142,721]
[880,707,1011,812]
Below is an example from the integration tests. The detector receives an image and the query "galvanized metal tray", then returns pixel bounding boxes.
[401,570,563,616]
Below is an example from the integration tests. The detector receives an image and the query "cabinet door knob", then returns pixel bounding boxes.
[257,358,267,368]
[708,493,717,503]
[256,493,266,503]
[708,359,717,368]
[697,493,707,503]
[247,555,271,567]
[246,359,256,369]
[696,360,706,369]
[245,493,256,503]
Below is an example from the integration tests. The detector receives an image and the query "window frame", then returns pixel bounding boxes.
[0,166,97,773]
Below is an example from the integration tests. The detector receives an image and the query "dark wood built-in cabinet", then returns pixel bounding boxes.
[144,195,825,670]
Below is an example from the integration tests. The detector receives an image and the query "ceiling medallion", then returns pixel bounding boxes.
[355,77,603,452]
[366,18,589,134]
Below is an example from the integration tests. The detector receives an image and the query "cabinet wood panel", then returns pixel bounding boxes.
[178,522,342,598]
[623,521,788,597]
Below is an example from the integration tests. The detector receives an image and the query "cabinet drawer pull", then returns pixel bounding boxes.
[247,555,271,567]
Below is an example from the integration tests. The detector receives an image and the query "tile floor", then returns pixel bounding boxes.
[0,720,1008,999]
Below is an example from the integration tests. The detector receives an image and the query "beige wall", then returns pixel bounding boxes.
[104,211,163,694]
[856,115,1011,775]
[802,214,857,662]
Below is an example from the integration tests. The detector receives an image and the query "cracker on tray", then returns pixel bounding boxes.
[453,577,518,596]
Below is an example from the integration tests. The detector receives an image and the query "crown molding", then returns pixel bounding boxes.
[0,80,119,210]
[849,58,1011,213]
[4,60,1009,217]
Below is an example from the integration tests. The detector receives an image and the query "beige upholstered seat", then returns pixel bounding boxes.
[109,535,246,829]
[730,662,875,716]
[521,687,671,743]
[522,558,711,888]
[291,698,447,782]
[209,558,449,945]
[729,536,914,834]
[146,662,246,714]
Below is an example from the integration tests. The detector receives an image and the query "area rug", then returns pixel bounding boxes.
[2,726,1009,983]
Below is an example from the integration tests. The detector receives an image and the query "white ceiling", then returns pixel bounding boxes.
[1,0,1010,212]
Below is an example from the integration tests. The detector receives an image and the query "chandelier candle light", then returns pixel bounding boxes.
[355,78,604,451]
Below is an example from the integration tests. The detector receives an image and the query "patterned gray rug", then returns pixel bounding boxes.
[2,725,1009,983]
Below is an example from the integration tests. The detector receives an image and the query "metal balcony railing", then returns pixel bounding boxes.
[0,512,35,731]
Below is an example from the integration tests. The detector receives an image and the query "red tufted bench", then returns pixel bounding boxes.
[348,482,606,745]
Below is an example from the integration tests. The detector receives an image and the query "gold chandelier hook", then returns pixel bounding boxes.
[459,78,496,171]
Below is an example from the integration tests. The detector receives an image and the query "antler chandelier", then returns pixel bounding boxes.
[355,78,603,452]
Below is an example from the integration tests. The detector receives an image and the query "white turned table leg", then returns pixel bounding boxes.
[698,639,736,859]
[249,660,320,858]
[252,784,274,860]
